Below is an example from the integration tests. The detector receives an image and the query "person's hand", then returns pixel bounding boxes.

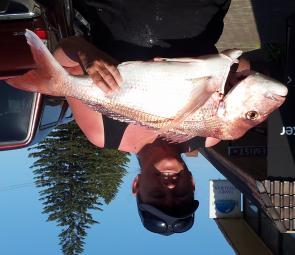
[78,50,122,93]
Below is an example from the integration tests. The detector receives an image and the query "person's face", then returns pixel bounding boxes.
[133,144,195,208]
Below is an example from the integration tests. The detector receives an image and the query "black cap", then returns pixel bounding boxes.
[137,198,199,236]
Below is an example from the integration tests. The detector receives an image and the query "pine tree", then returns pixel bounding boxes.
[29,121,129,255]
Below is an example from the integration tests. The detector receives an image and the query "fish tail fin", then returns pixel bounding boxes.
[6,29,67,94]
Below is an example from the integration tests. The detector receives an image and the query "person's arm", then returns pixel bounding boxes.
[66,97,105,147]
[53,37,122,147]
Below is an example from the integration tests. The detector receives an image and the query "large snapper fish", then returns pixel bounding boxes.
[6,30,288,144]
[170,73,287,145]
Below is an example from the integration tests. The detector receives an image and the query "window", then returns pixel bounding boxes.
[0,81,35,143]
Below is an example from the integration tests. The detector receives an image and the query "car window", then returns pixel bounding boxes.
[40,98,62,128]
[0,80,35,143]
[1,0,29,14]
[64,106,73,119]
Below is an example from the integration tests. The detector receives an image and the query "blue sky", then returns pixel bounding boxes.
[0,149,234,255]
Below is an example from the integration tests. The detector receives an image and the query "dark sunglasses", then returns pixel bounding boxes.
[137,199,199,235]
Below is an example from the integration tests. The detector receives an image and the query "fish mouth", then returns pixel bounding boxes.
[269,85,288,97]
[265,93,286,103]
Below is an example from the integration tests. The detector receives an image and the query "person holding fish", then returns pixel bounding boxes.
[6,0,288,235]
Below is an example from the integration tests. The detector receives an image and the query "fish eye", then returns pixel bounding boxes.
[246,111,259,120]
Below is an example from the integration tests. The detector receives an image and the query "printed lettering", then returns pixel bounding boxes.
[280,126,285,135]
[286,127,293,135]
[280,126,295,135]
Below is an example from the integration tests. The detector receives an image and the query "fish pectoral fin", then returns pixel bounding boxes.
[154,57,204,63]
[218,49,243,94]
[205,137,221,147]
[220,49,243,62]
[157,76,215,135]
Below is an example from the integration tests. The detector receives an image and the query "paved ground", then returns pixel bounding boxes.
[216,0,295,51]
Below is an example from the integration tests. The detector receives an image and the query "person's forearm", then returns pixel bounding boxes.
[66,96,104,147]
[53,46,105,147]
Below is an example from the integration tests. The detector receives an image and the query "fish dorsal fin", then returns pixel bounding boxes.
[161,131,195,144]
[88,103,140,125]
[88,101,171,128]
[156,76,215,136]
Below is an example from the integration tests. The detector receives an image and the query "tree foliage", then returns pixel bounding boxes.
[29,121,129,255]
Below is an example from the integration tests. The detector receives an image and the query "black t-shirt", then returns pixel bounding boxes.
[73,0,230,149]
[74,0,231,61]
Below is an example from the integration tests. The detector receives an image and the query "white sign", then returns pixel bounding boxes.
[209,180,241,218]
